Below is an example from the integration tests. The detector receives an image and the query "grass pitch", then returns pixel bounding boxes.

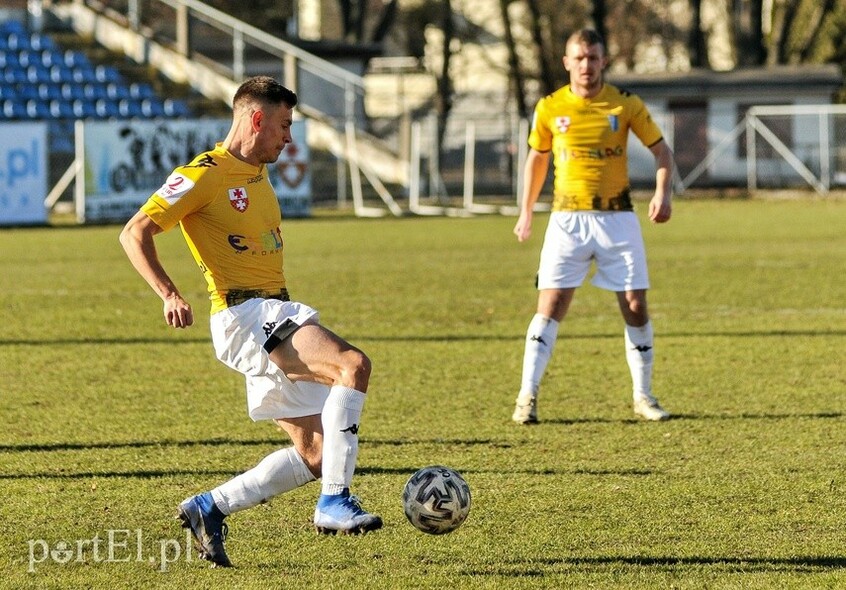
[1,198,845,589]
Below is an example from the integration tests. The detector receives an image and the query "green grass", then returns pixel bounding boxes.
[1,198,846,589]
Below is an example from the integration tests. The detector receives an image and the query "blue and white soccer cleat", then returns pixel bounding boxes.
[313,490,383,535]
[177,492,232,567]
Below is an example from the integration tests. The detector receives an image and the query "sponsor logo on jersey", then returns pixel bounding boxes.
[186,153,217,168]
[155,173,195,205]
[560,145,624,161]
[555,116,571,133]
[228,187,249,212]
[227,225,284,254]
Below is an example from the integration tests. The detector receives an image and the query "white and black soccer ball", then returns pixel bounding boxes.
[402,465,471,535]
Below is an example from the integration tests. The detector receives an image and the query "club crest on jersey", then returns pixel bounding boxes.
[555,116,571,133]
[228,187,249,212]
[608,115,619,131]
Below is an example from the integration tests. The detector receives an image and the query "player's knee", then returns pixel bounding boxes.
[629,299,645,316]
[625,302,648,325]
[339,349,371,390]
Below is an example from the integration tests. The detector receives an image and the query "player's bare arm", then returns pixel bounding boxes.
[514,149,551,242]
[119,210,194,328]
[648,140,674,224]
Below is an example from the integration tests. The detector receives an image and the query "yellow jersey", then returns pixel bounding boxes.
[141,143,286,314]
[528,83,663,211]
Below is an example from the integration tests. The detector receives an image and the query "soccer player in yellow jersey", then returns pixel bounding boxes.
[512,29,675,424]
[120,76,381,568]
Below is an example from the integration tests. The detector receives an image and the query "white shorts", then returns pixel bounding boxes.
[537,211,649,292]
[210,298,331,421]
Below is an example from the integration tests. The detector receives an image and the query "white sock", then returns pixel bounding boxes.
[624,321,654,400]
[210,447,315,515]
[320,386,365,496]
[519,314,560,400]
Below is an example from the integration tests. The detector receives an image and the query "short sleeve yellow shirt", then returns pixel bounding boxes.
[140,144,286,314]
[528,83,663,211]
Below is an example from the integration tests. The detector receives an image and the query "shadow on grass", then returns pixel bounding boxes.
[0,468,239,480]
[4,328,844,347]
[465,554,846,576]
[0,437,509,453]
[0,337,210,346]
[672,412,843,421]
[0,438,281,453]
[0,464,654,480]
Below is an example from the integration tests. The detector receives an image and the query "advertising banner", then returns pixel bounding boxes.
[80,118,311,223]
[0,122,48,226]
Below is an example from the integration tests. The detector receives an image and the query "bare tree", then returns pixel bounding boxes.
[435,0,454,151]
[335,0,399,43]
[689,0,710,68]
[526,0,557,95]
[591,0,608,45]
[783,0,840,64]
[500,0,529,118]
[733,0,767,66]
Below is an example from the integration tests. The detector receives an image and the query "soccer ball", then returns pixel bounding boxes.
[402,465,471,535]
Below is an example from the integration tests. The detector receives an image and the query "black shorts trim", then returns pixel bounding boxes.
[262,319,302,353]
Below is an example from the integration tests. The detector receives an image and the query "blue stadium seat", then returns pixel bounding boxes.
[48,99,74,119]
[0,51,15,67]
[72,99,97,118]
[95,98,121,118]
[29,33,55,52]
[4,67,27,83]
[17,84,39,101]
[72,65,98,83]
[118,98,144,118]
[26,64,51,83]
[1,99,26,119]
[37,83,63,101]
[5,32,30,52]
[39,49,62,68]
[0,84,16,100]
[94,65,121,83]
[63,50,91,69]
[16,49,34,67]
[25,99,50,119]
[60,82,85,100]
[105,82,131,100]
[0,20,27,36]
[88,83,109,100]
[48,64,73,83]
[129,82,155,99]
[163,99,191,117]
[141,98,166,117]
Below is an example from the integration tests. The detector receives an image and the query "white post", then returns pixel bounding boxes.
[746,113,757,193]
[74,120,85,223]
[819,111,830,191]
[233,29,244,81]
[516,118,528,207]
[462,121,475,210]
[409,121,444,215]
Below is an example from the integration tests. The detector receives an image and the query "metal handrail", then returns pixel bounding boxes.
[73,0,371,124]
[156,0,365,89]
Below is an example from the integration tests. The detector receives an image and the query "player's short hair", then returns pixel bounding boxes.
[566,28,606,54]
[232,76,298,113]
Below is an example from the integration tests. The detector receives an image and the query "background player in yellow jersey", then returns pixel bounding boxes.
[120,76,381,568]
[512,29,675,424]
